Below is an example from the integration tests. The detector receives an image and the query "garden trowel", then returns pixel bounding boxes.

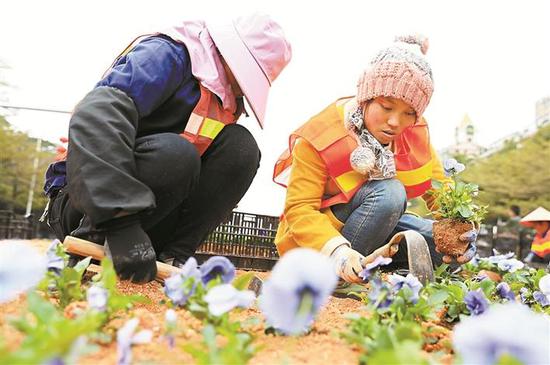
[361,230,434,284]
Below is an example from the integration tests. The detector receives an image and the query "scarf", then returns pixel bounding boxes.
[346,105,396,180]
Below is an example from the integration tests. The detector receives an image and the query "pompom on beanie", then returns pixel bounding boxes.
[356,34,434,118]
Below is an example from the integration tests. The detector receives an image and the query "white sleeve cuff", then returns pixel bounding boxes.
[321,236,351,256]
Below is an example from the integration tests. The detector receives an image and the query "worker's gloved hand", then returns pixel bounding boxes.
[442,229,478,264]
[104,222,157,283]
[329,244,366,283]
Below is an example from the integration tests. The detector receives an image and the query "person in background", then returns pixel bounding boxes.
[42,14,292,283]
[521,207,550,265]
[273,35,477,283]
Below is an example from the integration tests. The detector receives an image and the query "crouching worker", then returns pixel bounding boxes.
[521,207,550,266]
[273,35,476,283]
[41,14,292,283]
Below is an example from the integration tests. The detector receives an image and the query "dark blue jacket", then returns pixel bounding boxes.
[44,35,201,197]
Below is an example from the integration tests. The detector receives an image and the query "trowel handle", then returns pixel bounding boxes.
[63,236,181,280]
[360,239,400,266]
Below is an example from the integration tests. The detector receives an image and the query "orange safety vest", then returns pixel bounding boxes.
[107,34,238,156]
[531,229,550,258]
[273,97,433,209]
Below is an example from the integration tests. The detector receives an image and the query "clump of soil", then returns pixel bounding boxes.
[433,218,473,256]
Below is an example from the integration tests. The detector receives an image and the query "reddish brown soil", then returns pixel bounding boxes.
[433,219,473,256]
[0,240,453,364]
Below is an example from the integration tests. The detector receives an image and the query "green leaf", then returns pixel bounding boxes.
[427,290,449,306]
[496,354,524,365]
[73,256,92,275]
[233,272,255,291]
[457,205,473,218]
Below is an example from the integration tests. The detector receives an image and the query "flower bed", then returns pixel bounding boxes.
[1,239,549,365]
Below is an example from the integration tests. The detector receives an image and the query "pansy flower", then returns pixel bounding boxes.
[453,303,550,365]
[117,318,152,365]
[387,273,423,303]
[259,248,337,335]
[164,257,202,306]
[0,241,47,303]
[200,256,236,284]
[358,256,392,281]
[443,158,465,176]
[204,284,255,316]
[464,290,489,315]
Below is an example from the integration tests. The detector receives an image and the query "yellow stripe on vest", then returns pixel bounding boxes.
[335,170,365,192]
[532,240,550,252]
[396,160,433,186]
[199,118,225,139]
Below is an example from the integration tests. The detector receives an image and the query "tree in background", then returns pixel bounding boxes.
[462,124,550,223]
[0,115,56,213]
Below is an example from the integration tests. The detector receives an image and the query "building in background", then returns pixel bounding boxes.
[442,114,485,159]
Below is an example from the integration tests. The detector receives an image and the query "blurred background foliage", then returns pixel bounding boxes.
[410,123,550,224]
[0,115,56,213]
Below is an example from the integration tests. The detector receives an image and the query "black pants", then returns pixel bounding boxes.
[48,124,260,261]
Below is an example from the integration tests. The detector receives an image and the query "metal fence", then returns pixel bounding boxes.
[196,211,280,271]
[0,210,36,239]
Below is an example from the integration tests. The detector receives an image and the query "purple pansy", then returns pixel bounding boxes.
[464,290,489,315]
[259,248,337,335]
[495,282,515,301]
[86,284,108,312]
[200,256,236,284]
[358,256,392,281]
[164,257,202,306]
[497,258,524,273]
[387,273,423,303]
[0,241,47,303]
[204,284,255,316]
[453,303,550,365]
[519,287,530,304]
[533,291,550,307]
[368,277,393,309]
[483,251,515,265]
[443,158,465,177]
[45,239,65,272]
[117,318,152,365]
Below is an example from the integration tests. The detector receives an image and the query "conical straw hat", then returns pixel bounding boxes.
[520,207,550,226]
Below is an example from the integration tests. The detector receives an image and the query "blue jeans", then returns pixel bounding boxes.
[331,179,443,268]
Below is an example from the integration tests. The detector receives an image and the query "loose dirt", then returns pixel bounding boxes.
[433,219,473,256]
[1,239,453,364]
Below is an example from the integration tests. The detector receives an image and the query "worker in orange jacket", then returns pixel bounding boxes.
[273,35,477,283]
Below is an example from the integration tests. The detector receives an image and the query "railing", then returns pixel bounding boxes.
[196,211,280,271]
[0,210,36,239]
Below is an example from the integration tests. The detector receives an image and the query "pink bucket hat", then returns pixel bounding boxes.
[207,14,292,128]
[357,34,434,119]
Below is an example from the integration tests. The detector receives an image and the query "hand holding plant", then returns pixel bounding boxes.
[432,159,488,261]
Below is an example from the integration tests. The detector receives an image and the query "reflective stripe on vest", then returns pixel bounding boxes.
[180,85,236,155]
[273,98,433,208]
[531,230,550,258]
[106,35,237,156]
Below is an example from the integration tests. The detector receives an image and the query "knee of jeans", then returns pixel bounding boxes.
[374,179,407,214]
[220,124,261,172]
